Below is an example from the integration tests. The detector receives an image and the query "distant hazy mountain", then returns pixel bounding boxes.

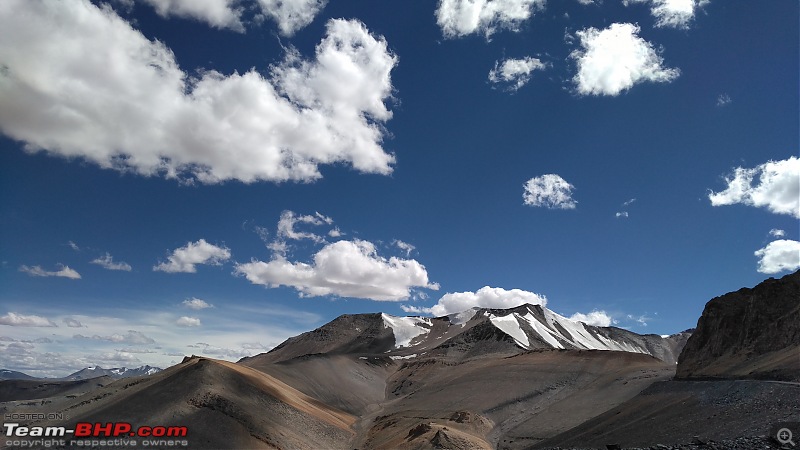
[63,365,161,380]
[0,369,35,380]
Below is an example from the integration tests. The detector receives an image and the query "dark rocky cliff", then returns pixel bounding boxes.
[676,270,800,381]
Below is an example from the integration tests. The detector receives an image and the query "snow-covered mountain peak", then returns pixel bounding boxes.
[483,304,647,354]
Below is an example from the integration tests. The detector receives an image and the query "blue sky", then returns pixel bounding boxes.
[0,0,798,376]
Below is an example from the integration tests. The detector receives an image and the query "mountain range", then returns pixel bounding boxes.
[0,365,162,381]
[61,365,162,380]
[1,270,797,449]
[241,303,691,366]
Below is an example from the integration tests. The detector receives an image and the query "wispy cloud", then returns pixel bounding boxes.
[626,313,652,327]
[276,211,332,244]
[176,316,202,327]
[74,330,156,345]
[0,312,57,327]
[488,57,547,91]
[769,229,786,238]
[19,264,81,279]
[63,317,86,328]
[91,253,132,271]
[394,240,416,257]
[90,351,142,363]
[716,93,732,107]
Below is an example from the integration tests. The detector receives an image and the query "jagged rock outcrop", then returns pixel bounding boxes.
[676,270,800,381]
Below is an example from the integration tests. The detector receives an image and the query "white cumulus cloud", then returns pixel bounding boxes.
[708,156,800,218]
[0,1,397,184]
[154,239,231,273]
[91,253,132,271]
[176,316,202,327]
[569,310,613,327]
[236,239,438,301]
[141,0,245,31]
[182,298,214,309]
[754,240,800,274]
[0,312,57,327]
[523,174,577,209]
[488,57,547,91]
[624,0,709,29]
[19,264,81,279]
[403,286,547,317]
[435,0,545,38]
[256,0,327,36]
[570,23,680,96]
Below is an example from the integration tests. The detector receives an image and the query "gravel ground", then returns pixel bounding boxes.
[543,434,792,449]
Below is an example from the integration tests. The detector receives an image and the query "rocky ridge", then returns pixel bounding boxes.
[677,270,800,381]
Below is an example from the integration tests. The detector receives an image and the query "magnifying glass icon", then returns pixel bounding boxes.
[778,428,796,447]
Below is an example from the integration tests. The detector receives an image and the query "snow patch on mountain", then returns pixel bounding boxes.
[488,313,530,347]
[519,312,563,348]
[381,313,432,348]
[448,308,478,327]
[65,365,162,380]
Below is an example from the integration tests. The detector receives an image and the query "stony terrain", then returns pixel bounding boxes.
[534,378,799,449]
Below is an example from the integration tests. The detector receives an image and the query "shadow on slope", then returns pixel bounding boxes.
[28,356,355,449]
